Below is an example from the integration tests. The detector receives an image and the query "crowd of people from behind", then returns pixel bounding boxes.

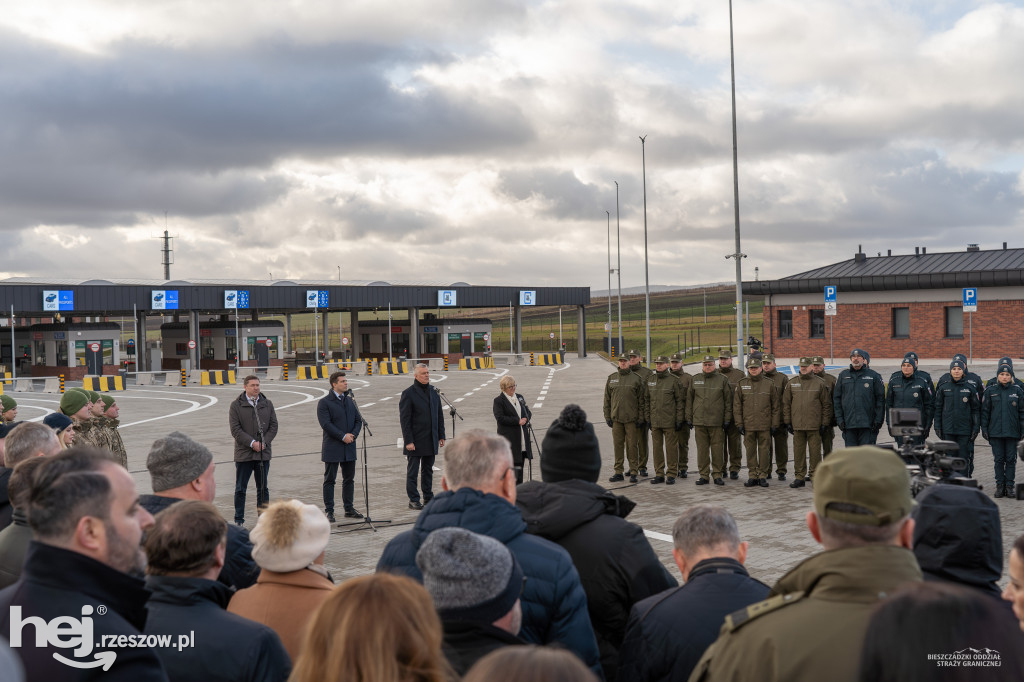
[604,347,1024,499]
[0,352,1023,681]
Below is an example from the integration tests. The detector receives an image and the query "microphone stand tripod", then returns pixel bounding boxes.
[527,422,543,481]
[436,386,463,439]
[336,392,392,533]
[251,394,268,516]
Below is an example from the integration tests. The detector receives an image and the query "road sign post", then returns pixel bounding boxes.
[824,286,837,364]
[963,288,977,363]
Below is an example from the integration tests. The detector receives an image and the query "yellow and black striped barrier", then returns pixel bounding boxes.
[443,355,449,371]
[60,374,66,393]
[83,375,126,392]
[459,356,495,370]
[377,360,408,375]
[180,369,187,387]
[297,365,333,380]
[535,353,563,366]
[198,370,235,386]
[0,371,11,385]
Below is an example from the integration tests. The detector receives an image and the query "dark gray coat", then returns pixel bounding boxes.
[228,392,278,462]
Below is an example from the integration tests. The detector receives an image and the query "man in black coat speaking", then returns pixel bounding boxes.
[399,363,445,510]
[318,371,363,522]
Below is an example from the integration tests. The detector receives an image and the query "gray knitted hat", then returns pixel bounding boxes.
[416,527,524,623]
[147,431,214,492]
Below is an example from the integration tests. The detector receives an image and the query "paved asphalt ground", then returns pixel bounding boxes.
[9,355,1021,588]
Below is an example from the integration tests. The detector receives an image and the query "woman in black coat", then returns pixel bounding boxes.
[493,375,532,483]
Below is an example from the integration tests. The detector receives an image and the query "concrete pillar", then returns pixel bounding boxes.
[188,311,199,372]
[321,312,329,359]
[285,313,291,352]
[136,310,148,372]
[407,307,419,359]
[350,309,361,358]
[577,305,587,358]
[514,305,523,354]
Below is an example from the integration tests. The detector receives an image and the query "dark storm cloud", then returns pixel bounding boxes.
[0,29,535,230]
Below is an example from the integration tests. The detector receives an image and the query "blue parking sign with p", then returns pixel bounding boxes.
[963,288,977,310]
[824,286,837,302]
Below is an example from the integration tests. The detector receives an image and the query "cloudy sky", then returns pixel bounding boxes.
[2,0,1022,291]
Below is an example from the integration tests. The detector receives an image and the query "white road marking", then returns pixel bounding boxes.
[533,403,543,409]
[455,398,465,403]
[644,529,672,543]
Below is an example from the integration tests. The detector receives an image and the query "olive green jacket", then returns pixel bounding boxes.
[604,368,648,424]
[690,545,922,682]
[763,368,789,401]
[717,365,745,387]
[813,370,838,427]
[686,371,733,427]
[733,373,780,431]
[646,369,686,429]
[783,373,834,431]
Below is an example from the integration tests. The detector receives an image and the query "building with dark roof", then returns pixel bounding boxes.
[743,244,1023,360]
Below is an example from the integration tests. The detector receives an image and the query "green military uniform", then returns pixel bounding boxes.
[686,357,732,483]
[783,359,833,485]
[811,356,837,456]
[629,350,653,475]
[670,354,692,478]
[762,356,790,478]
[604,356,648,479]
[690,446,921,682]
[733,359,780,484]
[717,355,746,479]
[646,357,686,482]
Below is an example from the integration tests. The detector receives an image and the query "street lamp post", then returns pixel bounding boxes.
[615,181,623,356]
[725,0,746,364]
[606,210,612,357]
[640,135,651,364]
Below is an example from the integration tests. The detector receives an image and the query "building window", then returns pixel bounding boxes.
[892,308,910,338]
[945,306,964,338]
[809,309,825,338]
[778,310,793,339]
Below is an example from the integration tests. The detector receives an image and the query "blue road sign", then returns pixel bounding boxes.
[963,287,977,312]
[824,285,837,302]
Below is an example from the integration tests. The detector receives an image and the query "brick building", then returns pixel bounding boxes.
[744,245,1024,360]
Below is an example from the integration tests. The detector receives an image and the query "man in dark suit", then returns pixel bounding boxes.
[319,371,363,522]
[399,363,445,510]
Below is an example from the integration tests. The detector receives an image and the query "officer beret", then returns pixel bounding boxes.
[761,353,775,363]
[702,355,716,363]
[799,357,812,367]
[654,356,670,364]
[670,353,683,362]
[0,395,16,412]
[59,390,90,417]
[814,446,912,526]
[950,359,966,371]
[812,356,825,365]
[746,357,760,368]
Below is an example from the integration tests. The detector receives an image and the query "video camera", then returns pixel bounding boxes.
[882,408,978,498]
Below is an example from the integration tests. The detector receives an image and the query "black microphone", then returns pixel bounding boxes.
[344,388,354,398]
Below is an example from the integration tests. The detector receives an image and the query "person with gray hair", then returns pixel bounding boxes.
[378,429,601,676]
[417,527,526,675]
[691,446,922,682]
[399,363,446,509]
[1,423,61,532]
[619,505,768,682]
[140,432,258,590]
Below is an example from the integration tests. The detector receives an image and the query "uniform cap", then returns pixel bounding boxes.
[761,353,775,363]
[670,353,683,362]
[746,357,760,368]
[654,356,670,364]
[799,357,812,367]
[718,349,732,358]
[811,356,825,365]
[628,349,641,357]
[617,354,629,361]
[702,355,716,363]
[814,446,912,527]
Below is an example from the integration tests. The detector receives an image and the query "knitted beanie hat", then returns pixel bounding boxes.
[43,412,73,434]
[902,353,917,369]
[59,390,90,417]
[86,390,101,404]
[950,359,966,371]
[540,404,601,483]
[146,431,214,492]
[100,394,116,410]
[0,395,16,412]
[998,362,1012,376]
[251,500,331,573]
[416,527,524,623]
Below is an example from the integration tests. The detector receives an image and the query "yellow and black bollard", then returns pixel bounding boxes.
[530,352,535,366]
[443,355,449,371]
[59,374,65,394]
[283,364,289,381]
[180,368,187,386]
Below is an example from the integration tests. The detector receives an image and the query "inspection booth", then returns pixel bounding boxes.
[160,320,285,370]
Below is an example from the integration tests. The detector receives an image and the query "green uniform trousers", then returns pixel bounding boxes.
[694,425,725,480]
[725,423,743,474]
[793,430,822,480]
[743,431,771,480]
[821,427,835,457]
[675,425,691,476]
[651,427,678,478]
[612,421,640,475]
[637,424,650,470]
[769,430,789,475]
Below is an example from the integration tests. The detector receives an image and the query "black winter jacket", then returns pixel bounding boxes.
[980,381,1024,440]
[441,620,525,677]
[933,377,980,438]
[833,364,885,430]
[140,495,258,591]
[618,558,768,682]
[516,480,676,681]
[0,541,168,681]
[885,371,935,433]
[376,487,602,676]
[144,576,290,682]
